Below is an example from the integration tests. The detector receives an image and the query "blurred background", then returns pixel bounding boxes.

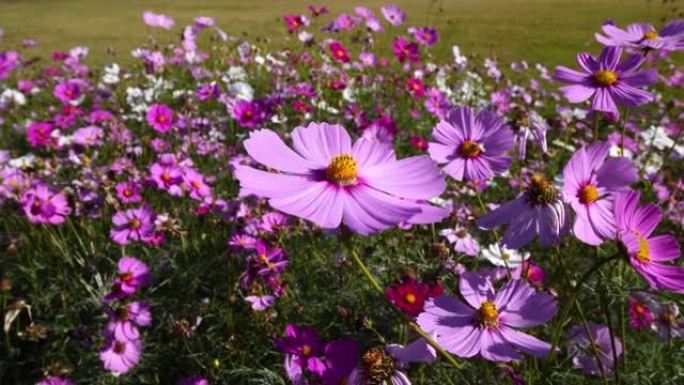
[0,0,680,65]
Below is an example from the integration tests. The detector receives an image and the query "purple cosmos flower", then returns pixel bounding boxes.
[115,181,143,203]
[318,339,359,385]
[428,106,515,182]
[21,185,71,225]
[99,337,142,374]
[115,257,151,295]
[104,301,152,341]
[651,303,684,340]
[245,295,276,311]
[234,123,445,235]
[275,324,326,376]
[392,37,420,63]
[72,125,104,147]
[232,100,264,128]
[553,46,657,117]
[628,299,653,329]
[596,20,684,51]
[347,338,436,385]
[183,168,212,201]
[142,11,175,29]
[26,121,55,148]
[178,377,210,385]
[561,142,638,246]
[381,4,406,26]
[149,157,184,196]
[333,14,360,31]
[53,80,83,104]
[509,109,548,160]
[477,174,568,249]
[146,103,175,133]
[440,226,480,256]
[110,205,156,245]
[36,376,74,385]
[567,322,622,376]
[418,273,557,362]
[614,190,684,293]
[409,27,440,46]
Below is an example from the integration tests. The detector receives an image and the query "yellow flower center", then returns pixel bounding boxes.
[477,300,499,327]
[191,180,201,189]
[578,184,599,204]
[326,153,358,186]
[460,140,482,158]
[593,70,618,86]
[129,218,141,230]
[663,311,677,326]
[526,175,557,205]
[361,347,394,384]
[404,293,416,304]
[633,231,650,263]
[301,344,312,356]
[643,30,659,40]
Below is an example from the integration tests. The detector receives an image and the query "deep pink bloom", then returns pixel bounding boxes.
[392,37,420,63]
[596,21,684,51]
[307,5,328,17]
[234,123,445,235]
[104,301,152,341]
[275,324,326,376]
[385,276,441,318]
[53,80,83,104]
[406,77,425,97]
[554,47,657,117]
[628,299,653,329]
[428,106,514,181]
[410,27,440,46]
[115,257,151,295]
[149,158,184,196]
[99,337,142,374]
[561,142,638,245]
[410,135,429,151]
[26,122,55,148]
[146,103,175,133]
[283,15,306,32]
[110,205,156,245]
[329,41,350,63]
[21,185,71,224]
[36,376,74,385]
[115,181,143,203]
[418,273,557,362]
[232,100,264,128]
[319,340,358,385]
[614,190,684,293]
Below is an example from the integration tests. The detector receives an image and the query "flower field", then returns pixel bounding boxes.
[1,2,684,385]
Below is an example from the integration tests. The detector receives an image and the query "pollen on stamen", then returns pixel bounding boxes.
[460,140,482,158]
[477,300,499,328]
[326,153,358,186]
[643,30,659,40]
[578,184,599,204]
[593,70,618,86]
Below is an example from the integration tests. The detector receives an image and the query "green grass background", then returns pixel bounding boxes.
[0,0,678,65]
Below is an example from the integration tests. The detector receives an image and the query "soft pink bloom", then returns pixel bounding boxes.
[21,185,71,224]
[99,337,142,373]
[146,103,175,133]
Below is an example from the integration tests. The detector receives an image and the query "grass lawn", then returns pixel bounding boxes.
[0,0,676,66]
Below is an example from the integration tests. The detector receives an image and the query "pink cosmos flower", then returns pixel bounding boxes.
[149,155,184,196]
[110,205,156,245]
[146,103,175,133]
[275,324,326,376]
[71,126,104,147]
[99,337,142,374]
[183,168,212,201]
[104,301,152,341]
[418,273,557,362]
[381,4,406,26]
[283,15,306,32]
[142,11,175,29]
[115,181,143,203]
[234,123,445,235]
[115,257,151,295]
[628,299,653,329]
[406,77,425,97]
[409,27,440,46]
[21,185,71,224]
[561,142,637,246]
[428,106,515,181]
[26,122,55,148]
[595,20,684,51]
[329,41,350,63]
[440,226,480,256]
[245,295,276,311]
[614,189,684,293]
[392,37,420,63]
[53,79,83,104]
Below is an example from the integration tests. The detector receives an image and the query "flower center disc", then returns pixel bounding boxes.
[643,30,659,40]
[578,184,599,204]
[593,70,618,86]
[526,175,557,204]
[460,140,482,158]
[404,293,416,304]
[477,300,499,327]
[633,231,650,263]
[326,153,358,186]
[361,347,394,385]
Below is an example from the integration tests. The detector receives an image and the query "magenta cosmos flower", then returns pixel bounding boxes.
[275,324,326,375]
[99,337,141,374]
[477,174,568,249]
[116,257,151,294]
[329,41,351,63]
[178,377,209,385]
[417,273,557,362]
[21,185,71,224]
[105,301,152,341]
[392,37,420,63]
[110,205,156,245]
[234,123,445,235]
[36,376,74,385]
[561,142,638,246]
[614,190,684,293]
[428,107,515,182]
[596,20,684,51]
[26,121,55,148]
[554,46,657,117]
[146,103,175,133]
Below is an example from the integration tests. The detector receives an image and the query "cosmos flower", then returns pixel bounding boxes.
[244,295,275,311]
[567,322,622,376]
[232,100,265,128]
[149,156,184,196]
[409,27,440,46]
[71,126,104,147]
[628,299,653,329]
[110,205,157,245]
[595,20,684,51]
[418,273,557,362]
[428,106,515,182]
[318,339,359,385]
[178,377,210,385]
[234,122,445,235]
[146,103,175,133]
[381,4,406,26]
[36,377,74,385]
[347,338,436,385]
[333,14,360,31]
[142,11,175,29]
[115,181,143,203]
[406,77,425,97]
[283,15,307,32]
[26,121,55,148]
[439,226,480,256]
[392,37,420,63]
[275,324,326,376]
[104,301,153,341]
[477,174,568,249]
[509,109,548,160]
[385,276,443,318]
[651,303,684,340]
[614,189,684,293]
[21,185,71,225]
[53,80,83,104]
[561,142,637,246]
[329,41,350,63]
[99,337,142,374]
[553,46,657,117]
[115,257,151,295]
[480,243,531,268]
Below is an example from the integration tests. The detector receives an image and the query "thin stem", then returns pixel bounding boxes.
[599,277,620,385]
[619,108,631,156]
[593,112,601,142]
[350,248,462,370]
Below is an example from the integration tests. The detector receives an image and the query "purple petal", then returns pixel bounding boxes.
[432,120,466,146]
[291,122,352,166]
[598,46,622,70]
[362,156,446,199]
[427,142,457,163]
[269,182,344,229]
[591,88,618,116]
[610,83,653,108]
[596,157,638,190]
[480,329,521,362]
[341,185,419,235]
[554,66,589,84]
[234,165,316,199]
[243,129,315,173]
[476,195,524,230]
[499,325,552,357]
[577,52,600,73]
[441,157,466,180]
[351,138,395,169]
[496,279,557,328]
[560,84,596,103]
[459,272,495,309]
[387,338,437,364]
[620,68,657,87]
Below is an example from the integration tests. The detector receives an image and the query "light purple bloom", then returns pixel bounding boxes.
[234,123,445,235]
[99,337,142,374]
[245,295,276,311]
[410,27,439,46]
[104,301,152,341]
[21,185,71,225]
[554,47,657,117]
[110,205,156,245]
[71,126,104,147]
[596,20,684,51]
[561,142,637,246]
[428,106,515,181]
[115,181,143,203]
[115,257,151,295]
[381,4,406,26]
[567,322,622,376]
[440,226,480,256]
[142,11,175,29]
[418,273,557,362]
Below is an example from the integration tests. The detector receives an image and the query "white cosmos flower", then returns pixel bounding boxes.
[480,243,530,268]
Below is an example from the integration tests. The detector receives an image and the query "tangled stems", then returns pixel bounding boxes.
[349,248,463,371]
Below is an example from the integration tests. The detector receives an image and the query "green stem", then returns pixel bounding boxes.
[599,278,620,385]
[619,109,630,157]
[350,249,462,370]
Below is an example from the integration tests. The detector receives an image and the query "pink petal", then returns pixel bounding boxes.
[269,182,343,229]
[243,129,315,173]
[499,325,552,357]
[362,156,445,199]
[291,122,352,166]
